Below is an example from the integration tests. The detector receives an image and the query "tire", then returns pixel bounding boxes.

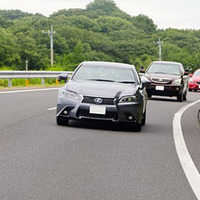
[183,92,187,101]
[134,123,142,132]
[57,116,69,126]
[189,89,192,92]
[194,89,197,92]
[177,93,183,102]
[141,110,146,126]
[147,93,152,98]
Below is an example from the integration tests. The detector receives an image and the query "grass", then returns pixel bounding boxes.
[0,78,65,90]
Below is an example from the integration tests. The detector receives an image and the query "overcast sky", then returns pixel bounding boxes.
[0,0,200,30]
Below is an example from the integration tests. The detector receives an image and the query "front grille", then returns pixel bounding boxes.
[82,96,115,105]
[77,110,118,120]
[151,77,171,84]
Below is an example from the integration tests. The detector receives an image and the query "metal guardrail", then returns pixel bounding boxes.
[0,71,73,87]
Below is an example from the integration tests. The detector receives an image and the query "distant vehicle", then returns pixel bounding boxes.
[141,61,188,102]
[56,61,150,131]
[188,69,200,91]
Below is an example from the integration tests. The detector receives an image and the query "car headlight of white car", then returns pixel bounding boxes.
[172,78,182,85]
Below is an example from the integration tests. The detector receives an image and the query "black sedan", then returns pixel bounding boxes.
[56,61,150,131]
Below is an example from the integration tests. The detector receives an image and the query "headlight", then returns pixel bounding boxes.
[189,78,194,83]
[172,78,182,85]
[60,89,80,100]
[119,95,138,103]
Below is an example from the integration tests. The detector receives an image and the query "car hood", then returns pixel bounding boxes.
[144,73,181,81]
[191,76,200,81]
[65,80,138,98]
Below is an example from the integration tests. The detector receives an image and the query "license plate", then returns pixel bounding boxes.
[199,85,200,89]
[89,105,106,115]
[155,86,164,91]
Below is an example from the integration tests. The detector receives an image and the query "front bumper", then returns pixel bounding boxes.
[147,84,182,97]
[189,82,200,90]
[57,97,143,124]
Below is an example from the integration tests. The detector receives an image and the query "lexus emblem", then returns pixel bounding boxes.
[94,97,103,104]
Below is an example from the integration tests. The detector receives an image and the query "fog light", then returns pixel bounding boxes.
[63,110,68,115]
[128,116,133,120]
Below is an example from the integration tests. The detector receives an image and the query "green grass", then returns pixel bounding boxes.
[0,78,65,90]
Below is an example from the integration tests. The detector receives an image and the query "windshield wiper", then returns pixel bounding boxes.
[87,79,115,82]
[118,81,135,84]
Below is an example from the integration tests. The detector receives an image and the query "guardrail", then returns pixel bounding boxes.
[0,71,73,87]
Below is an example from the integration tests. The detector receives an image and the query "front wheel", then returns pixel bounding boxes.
[183,92,187,101]
[147,93,152,98]
[134,123,142,132]
[177,93,183,102]
[57,116,69,126]
[141,110,146,126]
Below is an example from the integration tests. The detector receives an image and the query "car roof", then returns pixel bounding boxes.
[151,61,182,65]
[81,61,135,69]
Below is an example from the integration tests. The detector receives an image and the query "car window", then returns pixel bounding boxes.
[147,63,181,75]
[194,70,200,76]
[73,65,136,83]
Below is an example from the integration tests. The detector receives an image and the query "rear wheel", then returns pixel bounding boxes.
[57,116,69,126]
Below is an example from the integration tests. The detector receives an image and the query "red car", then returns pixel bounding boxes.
[189,69,200,91]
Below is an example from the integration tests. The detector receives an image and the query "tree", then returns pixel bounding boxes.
[133,14,157,34]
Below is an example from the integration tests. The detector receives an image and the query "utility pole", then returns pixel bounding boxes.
[25,60,28,71]
[154,38,163,61]
[42,25,55,66]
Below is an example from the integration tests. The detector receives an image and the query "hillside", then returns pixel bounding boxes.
[0,0,200,71]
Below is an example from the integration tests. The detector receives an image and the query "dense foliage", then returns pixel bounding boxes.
[0,0,200,72]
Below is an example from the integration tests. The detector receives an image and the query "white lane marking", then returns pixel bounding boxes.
[0,88,60,94]
[48,107,56,111]
[173,100,200,200]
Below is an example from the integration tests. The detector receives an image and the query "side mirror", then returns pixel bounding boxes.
[184,71,189,76]
[58,74,68,83]
[141,76,151,89]
[188,73,193,77]
[140,68,145,73]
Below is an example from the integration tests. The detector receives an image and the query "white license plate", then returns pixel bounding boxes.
[199,85,200,89]
[89,105,106,115]
[155,86,164,91]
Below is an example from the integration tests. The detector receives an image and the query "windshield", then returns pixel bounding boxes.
[73,64,136,83]
[147,63,181,75]
[193,70,200,76]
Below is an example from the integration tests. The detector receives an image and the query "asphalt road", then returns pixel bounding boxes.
[0,89,199,200]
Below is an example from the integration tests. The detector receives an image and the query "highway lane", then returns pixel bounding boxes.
[182,99,200,175]
[0,89,199,200]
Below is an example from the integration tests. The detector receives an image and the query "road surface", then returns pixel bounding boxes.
[0,89,199,200]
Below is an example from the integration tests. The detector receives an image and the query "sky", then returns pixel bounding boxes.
[0,0,200,30]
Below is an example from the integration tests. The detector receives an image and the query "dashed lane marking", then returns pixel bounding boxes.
[48,107,56,111]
